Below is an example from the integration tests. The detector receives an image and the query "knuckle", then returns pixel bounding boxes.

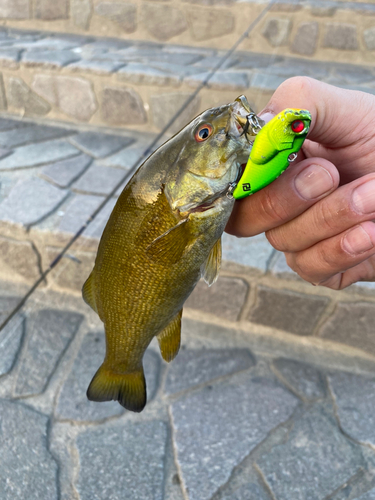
[266,228,289,251]
[259,189,289,225]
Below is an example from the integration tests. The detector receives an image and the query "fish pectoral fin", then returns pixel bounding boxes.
[87,363,146,413]
[201,237,222,286]
[157,310,182,362]
[82,271,98,314]
[146,219,192,265]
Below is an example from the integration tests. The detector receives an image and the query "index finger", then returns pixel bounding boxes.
[259,77,375,148]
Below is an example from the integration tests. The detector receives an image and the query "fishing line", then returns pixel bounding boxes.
[0,0,279,333]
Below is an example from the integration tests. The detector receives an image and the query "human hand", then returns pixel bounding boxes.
[226,77,375,289]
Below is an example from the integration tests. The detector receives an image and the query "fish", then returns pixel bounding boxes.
[82,95,256,412]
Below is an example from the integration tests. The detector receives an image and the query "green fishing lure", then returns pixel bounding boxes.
[233,108,312,200]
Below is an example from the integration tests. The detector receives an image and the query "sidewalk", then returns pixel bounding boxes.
[2,281,375,500]
[1,25,375,500]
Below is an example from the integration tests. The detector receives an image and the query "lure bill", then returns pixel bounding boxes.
[232,109,312,200]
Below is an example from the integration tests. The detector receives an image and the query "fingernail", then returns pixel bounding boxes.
[294,164,334,200]
[342,225,374,255]
[258,112,275,124]
[352,179,375,214]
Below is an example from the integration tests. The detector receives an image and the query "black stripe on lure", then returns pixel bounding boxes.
[231,108,312,200]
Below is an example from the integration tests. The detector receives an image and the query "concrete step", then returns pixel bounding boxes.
[0,0,375,68]
[0,27,373,131]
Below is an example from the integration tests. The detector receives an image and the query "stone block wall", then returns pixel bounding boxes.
[1,0,375,67]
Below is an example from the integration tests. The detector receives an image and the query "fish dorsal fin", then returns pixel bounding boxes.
[82,271,98,313]
[146,219,192,265]
[157,310,182,362]
[201,238,222,286]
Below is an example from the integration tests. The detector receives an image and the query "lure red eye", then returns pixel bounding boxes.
[291,120,305,133]
[195,124,213,142]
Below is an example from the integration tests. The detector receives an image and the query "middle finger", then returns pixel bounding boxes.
[267,173,375,252]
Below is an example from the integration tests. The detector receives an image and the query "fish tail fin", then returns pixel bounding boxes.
[87,363,146,413]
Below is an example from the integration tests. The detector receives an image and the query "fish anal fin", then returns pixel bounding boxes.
[146,219,192,265]
[201,238,222,286]
[87,363,146,413]
[157,310,182,362]
[82,271,98,313]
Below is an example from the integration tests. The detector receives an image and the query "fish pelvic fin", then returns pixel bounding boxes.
[82,271,98,314]
[157,310,182,362]
[86,363,146,413]
[201,237,222,286]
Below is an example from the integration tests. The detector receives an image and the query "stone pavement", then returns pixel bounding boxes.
[2,281,375,500]
[2,22,375,500]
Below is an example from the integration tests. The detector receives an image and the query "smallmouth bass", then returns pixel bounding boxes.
[82,95,256,412]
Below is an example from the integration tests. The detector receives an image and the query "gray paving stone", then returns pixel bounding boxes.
[82,196,117,238]
[7,76,51,116]
[40,153,92,188]
[170,372,298,500]
[56,331,160,421]
[273,358,326,400]
[328,372,375,446]
[222,232,273,272]
[32,75,97,121]
[117,63,181,86]
[14,309,84,397]
[67,58,125,74]
[22,50,80,68]
[143,4,187,41]
[22,37,80,51]
[262,18,292,47]
[58,193,105,234]
[311,6,336,17]
[72,164,125,195]
[0,0,30,19]
[101,86,147,125]
[219,483,271,500]
[0,139,79,170]
[71,0,92,30]
[248,286,329,336]
[0,235,41,281]
[46,246,95,291]
[257,403,366,500]
[357,489,375,500]
[95,2,137,33]
[187,8,235,41]
[164,348,255,395]
[0,178,69,226]
[69,132,134,158]
[0,295,24,376]
[100,142,148,170]
[0,124,71,148]
[185,71,249,90]
[34,0,68,20]
[0,399,58,500]
[323,23,359,50]
[0,48,22,68]
[185,276,248,321]
[76,420,167,500]
[331,65,375,85]
[320,302,375,355]
[0,118,29,131]
[291,22,319,56]
[251,72,286,91]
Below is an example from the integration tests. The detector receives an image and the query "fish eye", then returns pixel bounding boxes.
[195,124,213,142]
[291,120,305,133]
